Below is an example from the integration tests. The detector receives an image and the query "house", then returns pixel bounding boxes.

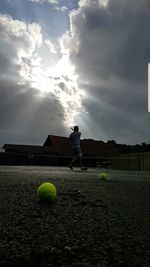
[43,135,120,157]
[1,135,120,166]
[2,144,58,155]
[1,144,58,166]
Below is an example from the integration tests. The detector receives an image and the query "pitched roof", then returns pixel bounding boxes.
[44,135,72,155]
[43,135,120,157]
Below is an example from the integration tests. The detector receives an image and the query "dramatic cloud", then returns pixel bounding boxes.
[0,14,68,145]
[53,6,68,12]
[47,0,58,3]
[0,80,66,145]
[29,0,58,3]
[45,39,57,54]
[0,12,85,145]
[61,0,150,144]
[1,0,150,145]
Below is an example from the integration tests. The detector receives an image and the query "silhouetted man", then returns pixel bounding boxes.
[68,126,87,170]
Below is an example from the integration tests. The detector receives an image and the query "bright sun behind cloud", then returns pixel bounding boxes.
[20,44,85,126]
[0,11,86,138]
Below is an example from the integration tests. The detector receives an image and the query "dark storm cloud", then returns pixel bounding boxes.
[81,82,148,143]
[69,0,150,83]
[0,79,66,145]
[63,0,150,144]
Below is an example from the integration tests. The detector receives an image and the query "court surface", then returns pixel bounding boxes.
[0,166,150,266]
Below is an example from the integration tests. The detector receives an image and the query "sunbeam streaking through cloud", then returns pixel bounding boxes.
[0,0,150,145]
[20,48,86,126]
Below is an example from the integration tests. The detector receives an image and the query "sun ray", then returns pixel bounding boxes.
[20,47,85,127]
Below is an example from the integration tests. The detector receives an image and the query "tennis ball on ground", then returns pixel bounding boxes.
[98,172,110,180]
[37,182,57,202]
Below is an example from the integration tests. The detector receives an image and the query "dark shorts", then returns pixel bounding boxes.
[72,147,82,157]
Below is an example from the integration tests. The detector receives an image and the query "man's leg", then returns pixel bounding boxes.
[79,156,88,170]
[68,156,78,169]
[68,147,87,170]
[79,156,84,168]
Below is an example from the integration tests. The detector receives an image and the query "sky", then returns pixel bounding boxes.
[0,0,150,146]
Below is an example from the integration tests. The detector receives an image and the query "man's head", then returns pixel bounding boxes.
[74,126,79,132]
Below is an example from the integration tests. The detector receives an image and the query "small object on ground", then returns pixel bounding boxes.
[73,200,88,206]
[37,182,57,202]
[70,190,81,196]
[68,166,87,170]
[81,167,88,170]
[68,165,73,170]
[89,200,106,207]
[98,172,110,180]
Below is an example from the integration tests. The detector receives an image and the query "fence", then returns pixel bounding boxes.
[0,152,150,170]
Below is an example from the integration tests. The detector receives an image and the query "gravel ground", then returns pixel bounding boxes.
[0,166,150,267]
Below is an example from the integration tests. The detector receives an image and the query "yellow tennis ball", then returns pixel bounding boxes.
[98,172,109,180]
[37,182,57,202]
